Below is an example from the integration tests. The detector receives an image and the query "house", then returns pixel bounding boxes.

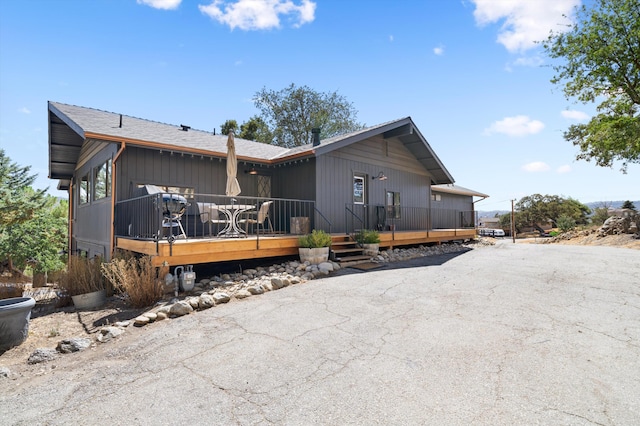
[431,184,488,229]
[47,101,487,266]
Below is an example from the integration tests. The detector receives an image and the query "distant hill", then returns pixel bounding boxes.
[477,210,509,218]
[584,200,639,210]
[478,201,639,219]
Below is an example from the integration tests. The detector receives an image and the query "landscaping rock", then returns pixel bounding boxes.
[198,294,215,310]
[97,326,125,343]
[234,289,252,299]
[212,293,231,304]
[134,316,151,327]
[56,338,91,353]
[27,348,58,364]
[0,366,11,378]
[143,312,158,322]
[169,301,194,317]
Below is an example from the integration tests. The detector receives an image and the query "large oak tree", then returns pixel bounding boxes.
[543,0,640,172]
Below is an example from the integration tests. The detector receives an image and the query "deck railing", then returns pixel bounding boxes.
[115,194,475,241]
[115,193,324,241]
[343,203,475,235]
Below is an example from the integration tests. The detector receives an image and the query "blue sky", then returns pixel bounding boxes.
[1,0,637,212]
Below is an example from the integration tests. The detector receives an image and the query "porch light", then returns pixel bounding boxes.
[245,168,258,175]
[372,172,387,181]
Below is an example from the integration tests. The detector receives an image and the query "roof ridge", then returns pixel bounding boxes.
[49,101,217,136]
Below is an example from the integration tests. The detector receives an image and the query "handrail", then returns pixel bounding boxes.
[314,206,332,234]
[344,204,365,235]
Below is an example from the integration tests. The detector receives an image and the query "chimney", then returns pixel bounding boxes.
[312,128,321,146]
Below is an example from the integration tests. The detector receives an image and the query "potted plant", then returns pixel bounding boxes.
[58,256,107,309]
[354,229,381,256]
[298,229,332,264]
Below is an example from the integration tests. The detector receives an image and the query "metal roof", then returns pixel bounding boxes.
[432,184,489,198]
[48,102,455,186]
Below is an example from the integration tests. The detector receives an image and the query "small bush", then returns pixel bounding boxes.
[101,255,163,308]
[354,229,380,244]
[298,229,332,248]
[58,256,105,296]
[557,214,576,232]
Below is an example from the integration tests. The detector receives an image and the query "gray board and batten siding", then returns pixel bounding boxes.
[315,134,434,232]
[73,141,119,258]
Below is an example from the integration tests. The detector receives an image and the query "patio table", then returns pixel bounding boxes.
[216,203,256,237]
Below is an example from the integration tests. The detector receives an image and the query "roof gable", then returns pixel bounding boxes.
[286,117,454,184]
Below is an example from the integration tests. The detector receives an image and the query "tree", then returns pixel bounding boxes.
[0,195,67,275]
[621,200,637,210]
[253,83,364,148]
[0,149,47,227]
[591,207,610,225]
[514,194,591,230]
[220,119,239,136]
[239,116,273,144]
[543,0,640,172]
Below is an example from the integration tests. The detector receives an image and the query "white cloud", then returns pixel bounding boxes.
[199,0,316,31]
[512,55,543,67]
[389,35,394,42]
[471,0,579,53]
[522,161,550,172]
[484,115,545,137]
[561,110,589,121]
[433,46,444,56]
[557,164,572,173]
[18,107,31,114]
[137,0,181,10]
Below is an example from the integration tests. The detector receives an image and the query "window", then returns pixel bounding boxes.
[136,184,194,199]
[257,175,271,198]
[353,175,365,204]
[93,159,112,200]
[431,193,441,202]
[386,191,401,219]
[79,174,90,205]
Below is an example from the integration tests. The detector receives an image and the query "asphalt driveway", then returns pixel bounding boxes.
[2,241,639,425]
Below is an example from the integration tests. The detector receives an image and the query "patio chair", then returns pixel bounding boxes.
[239,201,274,234]
[197,202,228,237]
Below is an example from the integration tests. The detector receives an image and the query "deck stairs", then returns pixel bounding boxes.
[330,234,373,266]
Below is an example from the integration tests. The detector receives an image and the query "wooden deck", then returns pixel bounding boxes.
[116,229,477,267]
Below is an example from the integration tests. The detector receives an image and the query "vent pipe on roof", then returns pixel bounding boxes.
[119,114,122,128]
[180,124,190,132]
[312,128,321,146]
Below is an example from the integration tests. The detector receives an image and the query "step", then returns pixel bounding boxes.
[332,247,364,254]
[335,255,372,263]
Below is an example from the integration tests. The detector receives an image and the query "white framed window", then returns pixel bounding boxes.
[353,174,365,204]
[79,174,90,205]
[93,159,112,200]
[431,193,441,202]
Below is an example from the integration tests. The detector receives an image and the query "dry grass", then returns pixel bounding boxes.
[101,255,163,308]
[58,256,105,296]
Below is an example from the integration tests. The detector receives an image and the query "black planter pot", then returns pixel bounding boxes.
[0,297,36,353]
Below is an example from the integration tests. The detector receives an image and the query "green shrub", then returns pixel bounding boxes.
[354,229,380,244]
[549,230,560,237]
[557,214,576,232]
[298,229,332,248]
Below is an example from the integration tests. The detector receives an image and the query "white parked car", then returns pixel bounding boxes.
[479,228,505,237]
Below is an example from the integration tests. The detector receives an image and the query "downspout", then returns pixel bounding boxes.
[68,180,73,258]
[110,141,126,259]
[472,196,488,229]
